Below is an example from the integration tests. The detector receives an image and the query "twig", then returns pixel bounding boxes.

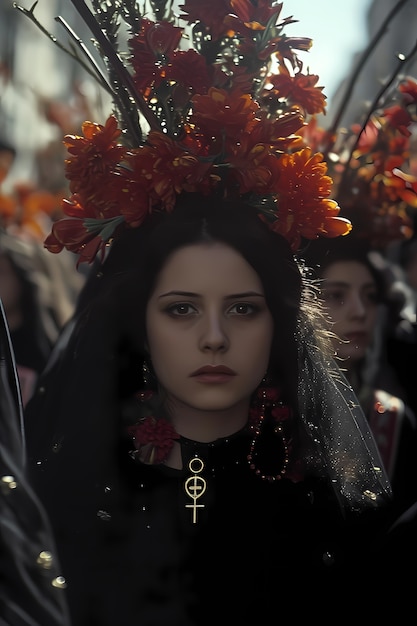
[327,0,411,140]
[13,2,111,93]
[69,0,161,134]
[349,37,417,158]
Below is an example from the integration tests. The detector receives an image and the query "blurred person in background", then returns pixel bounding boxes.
[0,136,85,405]
[303,235,417,517]
[385,228,417,421]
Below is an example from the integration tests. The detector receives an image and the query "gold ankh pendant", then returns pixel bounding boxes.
[184,456,207,524]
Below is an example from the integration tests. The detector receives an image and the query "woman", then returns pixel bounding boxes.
[302,235,417,516]
[19,1,393,622]
[23,196,394,624]
[0,230,82,406]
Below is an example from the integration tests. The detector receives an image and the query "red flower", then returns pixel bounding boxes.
[382,105,413,137]
[128,416,180,465]
[223,0,284,37]
[180,0,232,40]
[129,19,183,92]
[64,116,127,197]
[165,50,212,95]
[44,213,124,265]
[399,78,417,104]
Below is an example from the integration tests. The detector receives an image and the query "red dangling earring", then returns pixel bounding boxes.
[247,382,292,482]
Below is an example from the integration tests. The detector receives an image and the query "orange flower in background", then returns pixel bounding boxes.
[399,78,417,103]
[0,182,63,241]
[318,72,417,249]
[382,105,413,137]
[0,194,16,222]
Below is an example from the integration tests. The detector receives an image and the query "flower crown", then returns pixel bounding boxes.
[17,0,351,265]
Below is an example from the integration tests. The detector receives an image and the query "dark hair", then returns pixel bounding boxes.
[91,194,305,404]
[301,235,386,302]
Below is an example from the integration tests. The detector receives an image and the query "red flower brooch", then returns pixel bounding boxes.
[128,416,180,465]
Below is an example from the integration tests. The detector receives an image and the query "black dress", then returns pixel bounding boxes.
[23,266,394,624]
[25,418,391,625]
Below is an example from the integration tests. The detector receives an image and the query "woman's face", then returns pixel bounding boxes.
[320,260,379,366]
[146,242,274,430]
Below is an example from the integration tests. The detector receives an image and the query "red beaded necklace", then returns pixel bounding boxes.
[247,387,291,482]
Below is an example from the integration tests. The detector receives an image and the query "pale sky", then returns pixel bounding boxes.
[285,0,373,106]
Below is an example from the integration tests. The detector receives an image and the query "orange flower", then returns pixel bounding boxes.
[267,36,313,67]
[229,146,281,195]
[248,111,304,152]
[191,88,259,138]
[269,148,351,250]
[0,194,17,223]
[128,133,214,212]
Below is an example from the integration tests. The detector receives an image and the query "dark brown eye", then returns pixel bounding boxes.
[166,303,196,316]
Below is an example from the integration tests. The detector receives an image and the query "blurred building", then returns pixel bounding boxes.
[330,0,417,129]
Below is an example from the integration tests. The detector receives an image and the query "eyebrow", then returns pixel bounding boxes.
[158,290,266,299]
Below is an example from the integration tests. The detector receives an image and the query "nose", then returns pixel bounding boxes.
[347,293,367,318]
[199,311,229,352]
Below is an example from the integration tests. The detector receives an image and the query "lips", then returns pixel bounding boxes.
[190,365,236,383]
